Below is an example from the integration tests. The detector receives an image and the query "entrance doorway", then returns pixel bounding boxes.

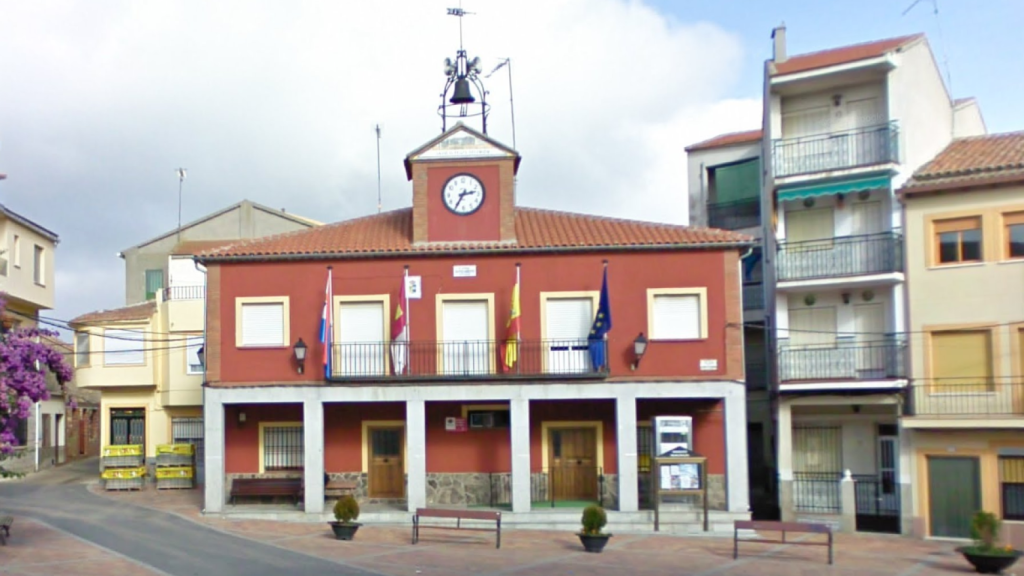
[110,408,146,452]
[928,456,981,538]
[368,427,404,498]
[549,427,599,502]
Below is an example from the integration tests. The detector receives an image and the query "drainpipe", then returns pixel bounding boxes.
[34,402,40,472]
[195,258,208,489]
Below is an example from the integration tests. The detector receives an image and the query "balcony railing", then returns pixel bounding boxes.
[708,198,760,231]
[163,285,205,301]
[742,282,764,311]
[905,381,1024,417]
[328,339,609,381]
[773,122,899,178]
[779,340,905,382]
[777,232,903,282]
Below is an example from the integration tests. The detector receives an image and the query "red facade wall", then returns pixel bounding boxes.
[426,402,511,473]
[426,165,501,242]
[224,404,303,473]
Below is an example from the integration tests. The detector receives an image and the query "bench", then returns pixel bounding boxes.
[733,520,833,564]
[0,515,12,546]
[412,508,501,549]
[298,479,359,501]
[229,478,302,505]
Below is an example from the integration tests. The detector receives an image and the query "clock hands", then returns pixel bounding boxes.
[452,188,479,211]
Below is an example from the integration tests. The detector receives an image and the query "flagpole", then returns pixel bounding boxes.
[403,265,410,339]
[515,262,521,374]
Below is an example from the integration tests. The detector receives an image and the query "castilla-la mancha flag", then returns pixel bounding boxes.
[391,277,409,375]
[501,272,521,372]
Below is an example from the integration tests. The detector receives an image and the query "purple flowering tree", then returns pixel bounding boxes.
[0,295,74,476]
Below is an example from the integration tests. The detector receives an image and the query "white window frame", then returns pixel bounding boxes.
[76,332,91,368]
[646,288,708,340]
[333,295,390,377]
[540,291,599,373]
[12,234,20,268]
[435,293,495,375]
[103,329,146,366]
[185,335,204,375]
[235,297,290,348]
[33,244,45,286]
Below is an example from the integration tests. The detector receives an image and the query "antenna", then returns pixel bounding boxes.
[903,0,953,96]
[175,168,187,243]
[487,58,517,150]
[447,2,473,51]
[375,124,382,214]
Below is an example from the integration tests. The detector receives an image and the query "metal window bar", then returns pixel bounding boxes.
[163,285,206,301]
[708,198,761,230]
[263,426,303,471]
[772,121,900,178]
[777,231,903,282]
[779,340,906,382]
[792,472,843,514]
[906,381,1024,417]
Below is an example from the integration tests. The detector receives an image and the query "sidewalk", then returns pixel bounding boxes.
[0,518,165,576]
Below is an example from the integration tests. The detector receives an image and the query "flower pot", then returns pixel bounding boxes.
[578,533,611,553]
[329,522,361,541]
[957,547,1022,574]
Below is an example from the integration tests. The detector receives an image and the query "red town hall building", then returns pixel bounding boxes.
[198,123,753,528]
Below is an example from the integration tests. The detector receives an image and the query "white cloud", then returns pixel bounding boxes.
[0,0,759,320]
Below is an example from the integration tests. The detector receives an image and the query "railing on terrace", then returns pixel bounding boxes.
[777,232,903,282]
[742,282,764,311]
[793,471,842,514]
[773,122,899,178]
[905,381,1024,417]
[708,198,760,231]
[488,467,605,508]
[163,285,205,301]
[329,340,609,381]
[779,340,906,382]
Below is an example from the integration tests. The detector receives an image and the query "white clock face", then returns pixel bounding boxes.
[442,174,485,215]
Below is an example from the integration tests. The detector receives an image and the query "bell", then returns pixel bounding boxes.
[449,78,475,104]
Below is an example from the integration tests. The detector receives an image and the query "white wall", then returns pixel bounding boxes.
[778,287,895,343]
[953,100,987,138]
[777,190,895,241]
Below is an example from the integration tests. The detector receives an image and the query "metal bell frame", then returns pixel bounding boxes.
[439,49,491,134]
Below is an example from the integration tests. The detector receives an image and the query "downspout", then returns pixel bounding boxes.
[699,162,707,226]
[194,259,208,475]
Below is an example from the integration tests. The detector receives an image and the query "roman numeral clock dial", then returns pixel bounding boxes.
[442,174,485,215]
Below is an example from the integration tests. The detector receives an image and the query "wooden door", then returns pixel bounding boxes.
[549,428,598,501]
[369,428,404,498]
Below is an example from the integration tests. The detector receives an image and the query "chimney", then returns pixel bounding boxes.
[772,23,787,63]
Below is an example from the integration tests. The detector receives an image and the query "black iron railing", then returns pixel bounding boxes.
[779,340,906,382]
[773,122,899,178]
[905,381,1024,417]
[163,285,205,301]
[777,232,903,281]
[793,471,842,514]
[329,340,609,381]
[708,198,761,230]
[743,282,764,311]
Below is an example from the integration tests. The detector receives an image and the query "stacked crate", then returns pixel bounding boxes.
[101,445,146,490]
[156,444,195,490]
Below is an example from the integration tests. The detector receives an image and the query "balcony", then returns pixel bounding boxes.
[708,198,760,231]
[328,340,609,382]
[742,282,764,311]
[777,232,903,283]
[773,122,899,179]
[163,285,205,300]
[905,382,1024,420]
[779,341,905,383]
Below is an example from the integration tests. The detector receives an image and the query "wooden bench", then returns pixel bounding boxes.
[733,520,833,564]
[229,478,302,505]
[412,508,501,549]
[298,479,359,500]
[0,515,13,546]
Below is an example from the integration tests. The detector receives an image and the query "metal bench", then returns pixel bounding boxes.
[229,478,302,505]
[412,508,501,549]
[733,520,833,564]
[0,515,13,546]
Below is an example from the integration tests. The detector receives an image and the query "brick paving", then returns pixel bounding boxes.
[92,485,982,576]
[0,518,165,576]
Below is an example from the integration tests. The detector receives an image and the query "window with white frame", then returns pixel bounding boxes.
[649,289,706,340]
[76,332,91,367]
[103,329,145,366]
[337,301,386,376]
[12,234,20,268]
[440,299,490,375]
[238,300,287,347]
[263,424,303,471]
[544,297,594,373]
[186,335,204,374]
[33,244,45,285]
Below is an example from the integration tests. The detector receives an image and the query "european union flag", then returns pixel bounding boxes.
[588,267,612,370]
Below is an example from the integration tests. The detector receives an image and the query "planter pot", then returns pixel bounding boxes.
[957,547,1022,574]
[329,522,361,541]
[578,533,612,553]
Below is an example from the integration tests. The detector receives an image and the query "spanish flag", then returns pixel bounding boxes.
[502,266,521,372]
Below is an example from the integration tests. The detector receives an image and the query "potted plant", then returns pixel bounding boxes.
[957,511,1022,574]
[578,504,611,553]
[328,495,361,541]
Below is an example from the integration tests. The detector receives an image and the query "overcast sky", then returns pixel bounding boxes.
[0,1,1021,323]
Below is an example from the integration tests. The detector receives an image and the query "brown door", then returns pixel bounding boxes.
[79,415,87,455]
[550,428,598,501]
[369,428,404,498]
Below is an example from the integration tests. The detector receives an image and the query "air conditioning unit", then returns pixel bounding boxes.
[469,412,495,429]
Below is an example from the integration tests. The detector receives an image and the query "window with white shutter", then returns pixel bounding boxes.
[647,288,708,341]
[337,301,386,376]
[236,298,289,347]
[440,299,491,375]
[544,297,594,373]
[186,335,204,374]
[76,332,91,367]
[104,329,146,366]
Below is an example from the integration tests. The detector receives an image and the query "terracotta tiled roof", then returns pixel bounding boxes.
[773,34,923,76]
[901,131,1024,195]
[199,207,752,261]
[70,301,156,325]
[685,130,763,152]
[171,240,238,255]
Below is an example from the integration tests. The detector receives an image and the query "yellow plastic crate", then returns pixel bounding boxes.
[102,445,143,458]
[101,466,146,480]
[155,466,194,480]
[156,444,195,456]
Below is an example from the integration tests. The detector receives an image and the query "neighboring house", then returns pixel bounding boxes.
[685,28,988,531]
[900,131,1024,543]
[71,202,320,482]
[197,122,754,531]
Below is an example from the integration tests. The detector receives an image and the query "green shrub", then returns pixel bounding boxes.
[333,495,360,524]
[970,511,1001,551]
[580,505,607,535]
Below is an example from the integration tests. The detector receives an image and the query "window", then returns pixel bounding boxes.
[14,418,28,446]
[145,269,164,300]
[438,295,492,375]
[336,299,387,377]
[786,208,835,247]
[262,424,303,472]
[930,330,993,392]
[935,217,982,264]
[1000,456,1024,521]
[12,234,20,268]
[185,335,203,374]
[103,329,145,366]
[236,298,289,347]
[647,288,708,340]
[76,332,90,368]
[33,245,44,285]
[1005,212,1024,260]
[789,305,837,347]
[543,295,595,373]
[793,426,842,473]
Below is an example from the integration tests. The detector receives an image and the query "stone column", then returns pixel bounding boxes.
[724,384,750,513]
[615,396,639,512]
[203,395,226,513]
[840,470,856,533]
[777,400,795,521]
[303,400,325,515]
[510,398,531,513]
[406,400,427,512]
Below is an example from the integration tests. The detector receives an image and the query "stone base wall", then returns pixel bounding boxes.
[639,473,726,511]
[602,473,619,510]
[426,473,494,506]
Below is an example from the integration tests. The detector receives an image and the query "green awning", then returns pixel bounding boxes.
[778,176,891,201]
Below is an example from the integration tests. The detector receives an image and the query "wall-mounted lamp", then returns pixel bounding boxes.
[631,333,648,371]
[293,338,308,374]
[238,411,247,426]
[803,197,816,208]
[841,292,851,305]
[197,346,205,368]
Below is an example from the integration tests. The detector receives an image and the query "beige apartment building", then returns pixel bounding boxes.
[900,130,1024,542]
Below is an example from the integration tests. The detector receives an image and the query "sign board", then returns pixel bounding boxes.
[659,462,702,490]
[405,275,423,300]
[453,265,477,278]
[699,359,718,371]
[444,417,468,432]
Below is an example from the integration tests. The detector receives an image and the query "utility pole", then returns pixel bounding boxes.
[175,168,187,242]
[375,126,382,214]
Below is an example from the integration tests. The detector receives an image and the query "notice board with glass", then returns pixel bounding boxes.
[651,455,708,532]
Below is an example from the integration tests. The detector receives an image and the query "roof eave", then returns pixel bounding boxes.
[900,173,1024,198]
[771,54,894,85]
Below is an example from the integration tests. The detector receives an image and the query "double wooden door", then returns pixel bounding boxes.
[549,428,598,501]
[368,428,404,498]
